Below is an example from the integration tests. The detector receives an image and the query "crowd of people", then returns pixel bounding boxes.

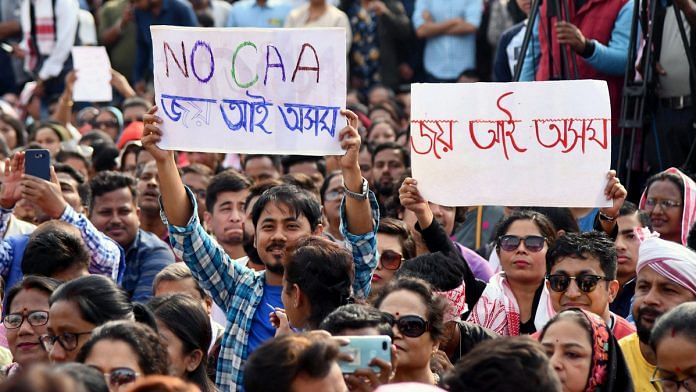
[0,0,695,391]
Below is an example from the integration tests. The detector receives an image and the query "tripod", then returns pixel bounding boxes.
[513,0,580,81]
[616,0,696,191]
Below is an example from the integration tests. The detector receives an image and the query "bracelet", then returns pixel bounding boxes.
[61,98,74,107]
[598,211,617,222]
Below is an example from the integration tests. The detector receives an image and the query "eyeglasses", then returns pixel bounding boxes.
[39,332,93,352]
[547,274,611,293]
[324,189,344,202]
[3,310,49,329]
[379,250,404,270]
[91,367,141,389]
[92,119,119,129]
[382,313,430,338]
[644,198,682,210]
[651,369,696,392]
[498,235,547,252]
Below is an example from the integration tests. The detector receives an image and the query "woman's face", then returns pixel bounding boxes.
[84,339,144,392]
[498,219,548,285]
[378,289,437,371]
[94,111,120,140]
[322,174,344,227]
[372,233,404,292]
[0,119,18,149]
[368,123,396,146]
[655,334,696,390]
[6,288,51,367]
[541,319,592,392]
[46,300,97,363]
[644,180,683,243]
[34,127,62,157]
[281,277,306,329]
[157,321,198,378]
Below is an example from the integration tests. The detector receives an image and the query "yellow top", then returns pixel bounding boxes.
[619,333,661,392]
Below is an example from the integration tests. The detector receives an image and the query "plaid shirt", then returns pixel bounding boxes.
[166,187,379,391]
[0,205,122,280]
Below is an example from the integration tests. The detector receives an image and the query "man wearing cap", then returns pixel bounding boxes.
[618,235,696,391]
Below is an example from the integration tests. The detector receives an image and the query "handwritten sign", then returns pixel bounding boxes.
[71,46,112,102]
[411,81,612,208]
[151,26,347,156]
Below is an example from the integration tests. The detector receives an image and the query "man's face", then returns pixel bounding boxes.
[372,149,405,196]
[205,189,249,247]
[182,172,210,218]
[244,157,280,184]
[358,148,373,186]
[89,188,140,248]
[615,213,642,283]
[322,175,343,226]
[254,201,317,274]
[123,105,147,125]
[288,162,324,190]
[154,278,211,315]
[57,172,83,212]
[632,267,696,343]
[186,152,220,172]
[547,256,618,319]
[136,161,160,214]
[430,203,455,236]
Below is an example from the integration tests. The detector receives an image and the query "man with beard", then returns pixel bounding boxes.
[619,235,696,391]
[143,108,378,391]
[88,171,175,301]
[136,161,168,239]
[204,170,251,260]
[371,142,408,209]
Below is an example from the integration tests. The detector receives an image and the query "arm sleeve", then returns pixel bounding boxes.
[583,1,633,75]
[38,0,79,80]
[465,0,483,28]
[339,191,380,301]
[60,204,121,280]
[519,16,540,81]
[412,0,426,29]
[164,187,255,311]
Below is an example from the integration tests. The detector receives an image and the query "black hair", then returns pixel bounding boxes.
[396,251,468,292]
[77,321,169,376]
[285,236,355,329]
[91,142,119,172]
[372,277,448,342]
[152,263,207,299]
[546,231,617,279]
[495,210,558,250]
[523,207,580,234]
[251,184,322,231]
[319,170,342,205]
[54,161,86,184]
[55,362,109,392]
[650,302,696,351]
[22,221,90,279]
[281,155,326,177]
[88,171,137,215]
[55,150,90,173]
[377,217,417,260]
[319,304,393,337]
[204,169,251,212]
[79,130,113,147]
[619,200,651,227]
[644,170,685,201]
[148,294,215,392]
[371,142,410,167]
[5,276,61,314]
[49,275,134,325]
[241,154,281,171]
[122,97,151,112]
[443,337,561,392]
[119,142,143,172]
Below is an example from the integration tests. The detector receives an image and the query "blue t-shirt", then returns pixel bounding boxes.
[246,283,283,354]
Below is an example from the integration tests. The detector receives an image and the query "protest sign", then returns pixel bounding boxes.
[71,46,112,102]
[410,80,612,208]
[151,26,347,156]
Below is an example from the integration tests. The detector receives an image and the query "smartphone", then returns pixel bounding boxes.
[336,335,392,374]
[24,149,51,181]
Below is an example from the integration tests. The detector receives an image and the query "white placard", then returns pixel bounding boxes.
[410,80,612,208]
[71,46,112,102]
[151,26,347,156]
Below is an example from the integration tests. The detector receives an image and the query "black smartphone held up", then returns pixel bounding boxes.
[24,149,51,181]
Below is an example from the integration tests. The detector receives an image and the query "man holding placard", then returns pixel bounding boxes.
[142,107,378,390]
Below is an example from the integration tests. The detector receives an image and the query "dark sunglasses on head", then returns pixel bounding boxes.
[546,274,611,293]
[382,313,430,338]
[498,235,547,252]
[92,367,140,388]
[379,250,404,270]
[3,310,48,329]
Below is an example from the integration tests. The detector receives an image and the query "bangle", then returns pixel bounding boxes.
[61,98,74,107]
[598,211,617,222]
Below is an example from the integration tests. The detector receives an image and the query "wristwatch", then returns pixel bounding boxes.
[598,211,617,222]
[343,178,369,201]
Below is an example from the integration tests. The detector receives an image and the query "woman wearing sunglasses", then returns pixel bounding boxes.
[2,276,61,377]
[639,168,696,245]
[77,321,169,392]
[92,107,124,142]
[468,210,558,336]
[371,218,416,295]
[373,277,447,385]
[539,308,633,392]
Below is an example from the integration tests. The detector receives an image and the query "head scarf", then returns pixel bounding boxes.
[101,106,124,138]
[637,236,696,296]
[639,167,696,245]
[435,281,467,323]
[539,308,633,392]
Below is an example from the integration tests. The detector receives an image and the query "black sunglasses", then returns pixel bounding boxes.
[382,313,430,338]
[379,250,404,271]
[90,366,140,388]
[547,274,611,293]
[498,235,547,252]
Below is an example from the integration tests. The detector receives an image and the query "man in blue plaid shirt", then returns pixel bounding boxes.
[144,108,379,391]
